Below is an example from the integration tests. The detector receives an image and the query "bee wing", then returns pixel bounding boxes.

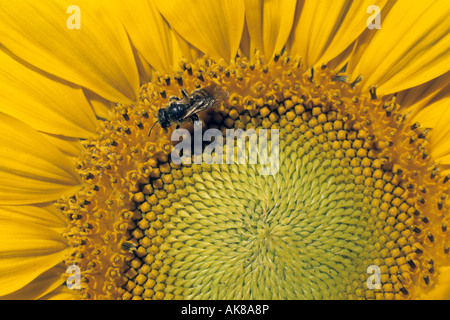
[209,86,230,103]
[182,100,213,119]
[183,85,229,119]
[203,84,230,101]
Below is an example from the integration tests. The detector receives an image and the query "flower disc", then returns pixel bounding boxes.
[61,54,450,300]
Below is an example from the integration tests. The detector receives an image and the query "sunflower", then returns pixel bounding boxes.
[0,0,449,300]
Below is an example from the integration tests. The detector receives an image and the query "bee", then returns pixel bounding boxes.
[148,84,229,136]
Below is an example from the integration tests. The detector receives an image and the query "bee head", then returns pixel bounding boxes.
[157,108,171,129]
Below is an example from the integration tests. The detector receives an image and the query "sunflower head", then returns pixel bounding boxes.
[60,52,450,300]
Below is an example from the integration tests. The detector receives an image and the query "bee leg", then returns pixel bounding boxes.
[190,114,199,124]
[169,96,180,102]
[181,88,189,98]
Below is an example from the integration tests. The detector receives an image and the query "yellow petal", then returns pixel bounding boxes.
[401,73,450,160]
[0,48,97,139]
[0,0,139,103]
[0,204,66,229]
[244,0,297,59]
[41,287,76,300]
[342,1,397,79]
[111,0,174,74]
[41,133,85,160]
[288,0,388,68]
[0,113,81,205]
[156,0,245,62]
[82,88,114,121]
[397,71,450,119]
[239,18,254,58]
[350,0,450,94]
[0,264,66,300]
[172,28,203,65]
[314,0,389,67]
[0,221,69,296]
[425,96,450,162]
[134,50,155,85]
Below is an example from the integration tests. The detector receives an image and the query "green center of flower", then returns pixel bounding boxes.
[162,131,371,299]
[62,53,450,300]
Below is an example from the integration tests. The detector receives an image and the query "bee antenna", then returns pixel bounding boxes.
[148,120,158,137]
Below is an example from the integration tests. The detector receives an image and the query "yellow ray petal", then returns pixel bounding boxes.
[134,50,155,85]
[0,221,69,296]
[0,204,66,229]
[342,1,397,79]
[397,71,450,119]
[42,287,76,300]
[111,0,174,74]
[325,38,357,72]
[172,28,203,65]
[239,18,254,58]
[350,0,450,95]
[314,0,388,67]
[424,96,450,162]
[82,88,114,121]
[156,0,245,62]
[0,0,139,103]
[288,0,388,68]
[244,0,297,59]
[0,264,66,300]
[0,48,97,139]
[41,133,85,160]
[0,113,81,205]
[403,81,450,166]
